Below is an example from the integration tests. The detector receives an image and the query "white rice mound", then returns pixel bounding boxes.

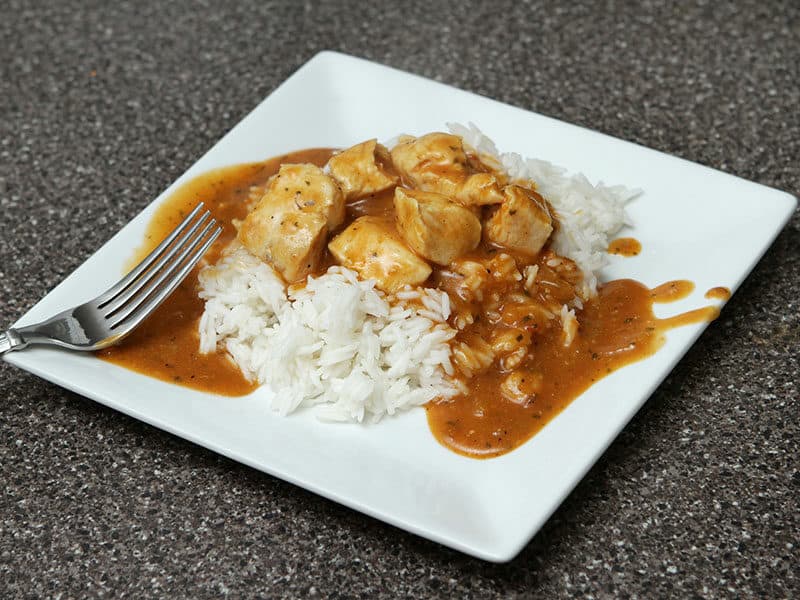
[198,244,459,422]
[198,124,637,422]
[448,122,638,299]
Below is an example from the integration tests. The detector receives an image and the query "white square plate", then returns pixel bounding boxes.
[5,51,796,562]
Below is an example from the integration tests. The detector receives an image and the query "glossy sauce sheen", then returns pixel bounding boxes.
[705,286,731,301]
[607,237,642,256]
[98,149,336,394]
[427,279,719,458]
[99,148,720,459]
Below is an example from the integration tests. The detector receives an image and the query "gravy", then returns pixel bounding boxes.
[426,279,718,458]
[607,237,642,257]
[98,150,336,395]
[99,149,720,459]
[705,286,731,301]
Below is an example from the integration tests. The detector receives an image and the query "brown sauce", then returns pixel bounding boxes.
[607,237,642,256]
[705,286,731,301]
[650,279,695,303]
[99,148,721,459]
[426,279,718,458]
[98,149,336,395]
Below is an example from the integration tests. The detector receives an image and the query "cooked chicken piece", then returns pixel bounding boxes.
[238,163,344,280]
[452,335,495,378]
[490,328,531,370]
[449,259,490,302]
[238,203,328,282]
[393,188,481,265]
[326,139,398,200]
[531,251,584,301]
[458,172,504,206]
[390,133,503,206]
[483,185,553,256]
[500,370,543,405]
[328,216,431,292]
[499,299,555,332]
[258,163,345,230]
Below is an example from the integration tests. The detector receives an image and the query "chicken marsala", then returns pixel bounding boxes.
[227,133,616,430]
[238,132,555,291]
[103,129,722,459]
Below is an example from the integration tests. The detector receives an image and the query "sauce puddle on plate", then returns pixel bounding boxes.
[607,237,642,256]
[99,150,722,459]
[426,278,719,458]
[705,286,731,301]
[98,149,335,396]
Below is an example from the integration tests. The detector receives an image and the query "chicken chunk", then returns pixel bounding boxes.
[238,203,328,282]
[327,216,431,292]
[458,171,504,206]
[500,370,543,406]
[390,133,503,206]
[393,188,481,265]
[483,185,553,256]
[490,328,531,370]
[258,163,345,230]
[326,139,398,200]
[390,133,464,195]
[238,163,344,280]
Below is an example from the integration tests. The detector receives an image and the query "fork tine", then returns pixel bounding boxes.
[108,220,220,328]
[100,209,213,315]
[97,203,207,306]
[110,224,222,333]
[107,218,219,328]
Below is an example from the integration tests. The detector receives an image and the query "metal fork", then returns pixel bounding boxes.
[0,203,221,355]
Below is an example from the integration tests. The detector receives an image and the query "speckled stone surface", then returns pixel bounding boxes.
[1,1,798,597]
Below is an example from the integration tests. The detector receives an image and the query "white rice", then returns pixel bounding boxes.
[198,124,636,422]
[448,122,638,299]
[199,244,459,422]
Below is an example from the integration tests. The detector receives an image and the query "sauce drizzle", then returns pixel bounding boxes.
[608,237,642,256]
[650,280,695,303]
[98,150,336,395]
[426,278,719,458]
[705,286,731,301]
[98,149,722,459]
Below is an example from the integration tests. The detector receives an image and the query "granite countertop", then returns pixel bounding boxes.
[1,1,797,597]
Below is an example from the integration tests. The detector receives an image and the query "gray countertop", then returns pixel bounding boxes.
[1,1,798,597]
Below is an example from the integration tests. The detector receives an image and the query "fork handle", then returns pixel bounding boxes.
[0,329,27,355]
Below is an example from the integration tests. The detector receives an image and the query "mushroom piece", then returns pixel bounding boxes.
[328,216,432,292]
[393,187,481,265]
